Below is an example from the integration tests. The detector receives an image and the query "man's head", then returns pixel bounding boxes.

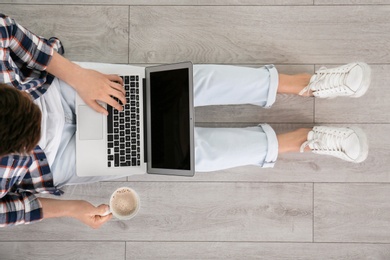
[0,83,42,157]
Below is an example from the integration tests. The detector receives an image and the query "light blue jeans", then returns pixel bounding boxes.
[52,64,279,186]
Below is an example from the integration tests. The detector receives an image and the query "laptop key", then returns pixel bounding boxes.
[114,154,119,167]
[107,105,113,133]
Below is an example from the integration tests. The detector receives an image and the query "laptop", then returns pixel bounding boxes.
[75,62,195,177]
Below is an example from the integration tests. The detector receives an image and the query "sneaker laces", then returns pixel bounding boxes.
[299,66,351,96]
[300,128,348,154]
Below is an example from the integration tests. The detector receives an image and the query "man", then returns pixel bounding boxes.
[0,14,371,229]
[0,14,121,228]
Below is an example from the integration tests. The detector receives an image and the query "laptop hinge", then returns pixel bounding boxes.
[143,78,147,163]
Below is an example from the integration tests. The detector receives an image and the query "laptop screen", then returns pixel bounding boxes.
[149,67,191,171]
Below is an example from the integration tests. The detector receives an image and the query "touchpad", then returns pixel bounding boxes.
[78,105,103,140]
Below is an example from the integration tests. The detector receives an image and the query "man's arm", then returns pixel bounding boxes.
[0,193,111,228]
[2,13,126,114]
[1,13,56,73]
[0,192,42,227]
[38,198,112,229]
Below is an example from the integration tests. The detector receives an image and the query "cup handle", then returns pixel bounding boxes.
[101,206,111,217]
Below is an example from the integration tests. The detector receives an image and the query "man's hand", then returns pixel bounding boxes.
[69,68,125,115]
[38,198,112,229]
[69,200,112,229]
[46,52,125,115]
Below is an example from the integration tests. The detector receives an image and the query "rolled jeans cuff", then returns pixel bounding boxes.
[263,64,279,108]
[259,123,278,168]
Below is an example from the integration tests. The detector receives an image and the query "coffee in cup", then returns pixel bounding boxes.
[105,187,140,220]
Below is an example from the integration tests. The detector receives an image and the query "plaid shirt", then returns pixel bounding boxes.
[0,14,64,227]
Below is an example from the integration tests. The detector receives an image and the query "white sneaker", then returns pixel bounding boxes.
[299,62,371,98]
[300,126,368,163]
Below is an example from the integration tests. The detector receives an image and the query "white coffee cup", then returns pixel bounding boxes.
[103,187,140,220]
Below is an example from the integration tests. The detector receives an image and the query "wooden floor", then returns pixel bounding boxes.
[1,1,390,259]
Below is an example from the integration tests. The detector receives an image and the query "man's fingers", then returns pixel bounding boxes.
[107,74,124,86]
[94,205,112,227]
[108,86,126,106]
[96,204,110,216]
[86,95,124,115]
[109,81,126,99]
[105,96,124,112]
[107,75,125,95]
[82,74,127,114]
[87,205,112,229]
[88,101,108,116]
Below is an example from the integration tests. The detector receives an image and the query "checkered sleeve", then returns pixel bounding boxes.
[0,13,62,71]
[0,154,45,227]
[0,192,42,227]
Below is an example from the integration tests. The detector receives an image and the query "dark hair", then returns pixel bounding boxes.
[0,83,42,156]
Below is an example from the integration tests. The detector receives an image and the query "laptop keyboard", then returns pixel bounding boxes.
[107,75,141,168]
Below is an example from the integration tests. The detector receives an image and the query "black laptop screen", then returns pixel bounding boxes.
[149,68,190,170]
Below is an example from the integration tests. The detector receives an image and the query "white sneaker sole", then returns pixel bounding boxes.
[350,62,371,98]
[349,126,369,163]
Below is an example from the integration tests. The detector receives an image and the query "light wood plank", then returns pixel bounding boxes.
[315,183,390,243]
[0,242,125,260]
[315,64,390,123]
[0,5,129,63]
[315,0,390,4]
[128,123,390,183]
[2,0,313,5]
[7,0,390,4]
[130,6,390,64]
[0,182,313,242]
[131,0,313,4]
[126,242,390,260]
